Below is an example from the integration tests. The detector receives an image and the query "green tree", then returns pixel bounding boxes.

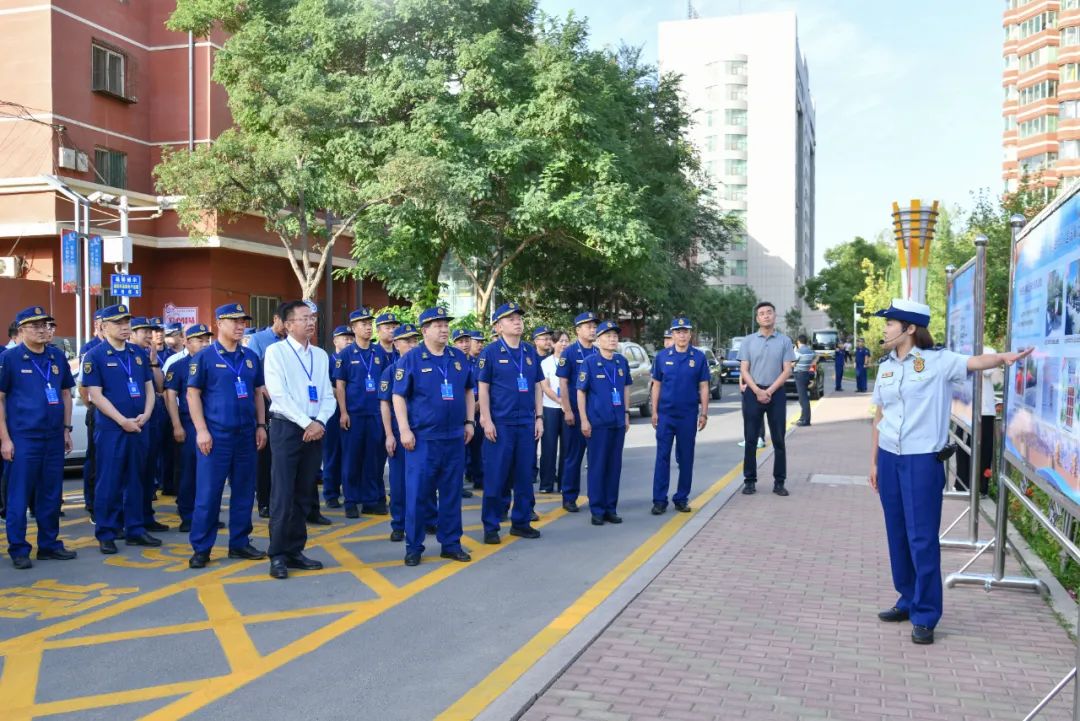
[800,237,894,335]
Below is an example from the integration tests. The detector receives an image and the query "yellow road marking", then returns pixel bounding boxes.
[197,584,261,671]
[15,678,214,719]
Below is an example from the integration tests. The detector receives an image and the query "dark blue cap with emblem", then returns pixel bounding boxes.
[165,322,183,335]
[394,323,420,340]
[348,306,374,323]
[596,320,619,337]
[148,316,164,329]
[186,323,211,338]
[469,329,484,341]
[531,325,553,340]
[574,311,598,327]
[216,303,253,320]
[375,311,399,326]
[663,329,672,338]
[333,324,354,338]
[129,316,151,330]
[418,306,453,325]
[873,298,931,327]
[670,316,692,331]
[15,306,54,326]
[451,329,469,342]
[99,304,132,322]
[491,301,524,324]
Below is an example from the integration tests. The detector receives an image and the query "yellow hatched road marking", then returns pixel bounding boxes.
[197,584,261,671]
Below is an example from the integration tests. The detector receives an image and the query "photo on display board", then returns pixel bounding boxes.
[1067,259,1080,336]
[1058,358,1073,431]
[1047,268,1065,338]
[1043,358,1061,425]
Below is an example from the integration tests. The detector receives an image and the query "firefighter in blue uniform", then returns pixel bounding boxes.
[163,324,211,532]
[556,311,598,512]
[478,302,544,544]
[392,307,474,566]
[450,330,476,499]
[372,312,401,502]
[0,307,78,568]
[576,320,632,525]
[322,325,354,509]
[649,316,710,515]
[81,304,160,553]
[334,307,389,518]
[834,339,848,392]
[130,316,169,532]
[379,323,420,542]
[79,309,106,521]
[186,303,268,569]
[464,330,485,494]
[854,338,871,393]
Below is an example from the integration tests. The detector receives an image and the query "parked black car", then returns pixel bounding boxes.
[697,347,723,400]
[719,348,741,384]
[784,358,825,401]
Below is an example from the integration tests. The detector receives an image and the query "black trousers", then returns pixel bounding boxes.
[256,398,273,510]
[268,420,322,560]
[955,416,994,495]
[539,406,564,492]
[742,387,787,484]
[794,371,811,424]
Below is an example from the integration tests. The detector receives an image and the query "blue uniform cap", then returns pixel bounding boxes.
[468,330,484,341]
[348,306,374,323]
[418,306,454,326]
[216,303,253,320]
[491,301,524,324]
[451,329,469,342]
[394,323,420,340]
[129,316,152,330]
[148,316,164,329]
[531,326,553,340]
[333,324,354,338]
[375,311,400,326]
[663,329,672,338]
[15,306,54,326]
[99,304,131,322]
[670,316,693,331]
[574,311,598,327]
[873,298,931,327]
[164,322,183,335]
[185,323,211,338]
[596,320,619,337]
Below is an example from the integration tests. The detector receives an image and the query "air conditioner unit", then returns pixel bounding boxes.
[58,147,89,172]
[0,256,22,279]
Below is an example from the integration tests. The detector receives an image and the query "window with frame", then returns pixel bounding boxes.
[725,109,747,126]
[93,148,127,189]
[1018,79,1057,106]
[729,235,748,252]
[725,159,747,176]
[725,134,747,151]
[726,60,747,75]
[724,184,747,201]
[248,295,282,330]
[726,84,747,101]
[1063,63,1080,82]
[92,44,126,98]
[1063,26,1080,45]
[728,259,748,277]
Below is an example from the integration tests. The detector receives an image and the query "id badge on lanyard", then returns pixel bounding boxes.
[234,379,249,399]
[441,382,454,401]
[610,388,622,407]
[516,374,529,392]
[365,376,376,393]
[308,384,318,402]
[45,384,59,405]
[127,379,142,398]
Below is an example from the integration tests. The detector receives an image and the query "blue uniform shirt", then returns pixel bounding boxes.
[477,339,544,425]
[651,346,709,418]
[392,343,473,441]
[556,341,598,400]
[872,348,970,455]
[188,342,264,432]
[374,343,399,370]
[855,347,871,370]
[79,336,103,359]
[0,343,75,437]
[163,358,195,421]
[378,362,399,435]
[246,327,283,360]
[333,342,388,416]
[81,342,154,432]
[578,352,632,428]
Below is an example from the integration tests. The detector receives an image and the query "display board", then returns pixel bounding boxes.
[1005,184,1080,510]
[947,258,977,429]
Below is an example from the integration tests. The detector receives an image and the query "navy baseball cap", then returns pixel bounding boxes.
[185,323,211,338]
[468,330,484,341]
[394,323,420,340]
[375,311,400,326]
[670,316,692,331]
[418,306,453,325]
[216,303,253,320]
[596,320,619,337]
[129,316,152,331]
[15,306,53,326]
[348,306,374,323]
[874,298,931,327]
[491,301,524,324]
[451,329,470,342]
[148,316,164,330]
[663,329,672,339]
[574,311,598,326]
[333,325,354,338]
[164,322,183,335]
[99,304,132,322]
[93,308,106,320]
[531,326,553,340]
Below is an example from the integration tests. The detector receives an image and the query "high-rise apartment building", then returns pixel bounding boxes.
[1002,0,1080,192]
[659,11,816,323]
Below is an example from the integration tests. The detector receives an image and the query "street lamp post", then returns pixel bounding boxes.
[852,302,863,345]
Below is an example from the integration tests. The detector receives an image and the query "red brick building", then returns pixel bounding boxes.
[0,0,394,349]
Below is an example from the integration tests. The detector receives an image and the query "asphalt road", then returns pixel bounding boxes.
[0,385,800,721]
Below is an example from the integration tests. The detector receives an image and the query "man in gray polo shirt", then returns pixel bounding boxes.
[737,301,796,496]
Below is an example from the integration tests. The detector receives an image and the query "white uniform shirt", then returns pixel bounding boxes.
[161,348,189,375]
[872,348,970,455]
[541,354,562,409]
[263,335,336,429]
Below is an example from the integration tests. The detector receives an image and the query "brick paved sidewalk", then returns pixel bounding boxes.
[521,391,1078,721]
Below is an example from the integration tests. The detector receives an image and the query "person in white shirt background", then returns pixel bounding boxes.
[539,331,570,494]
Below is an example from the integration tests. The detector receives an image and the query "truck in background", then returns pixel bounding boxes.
[811,328,839,361]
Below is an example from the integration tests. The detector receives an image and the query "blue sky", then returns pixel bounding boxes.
[538,0,1003,273]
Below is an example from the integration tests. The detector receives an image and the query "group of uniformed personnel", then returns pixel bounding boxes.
[0,300,715,571]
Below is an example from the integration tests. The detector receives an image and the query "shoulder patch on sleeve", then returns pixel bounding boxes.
[165,371,173,382]
[558,357,566,367]
[395,368,405,381]
[83,361,92,375]
[335,358,342,368]
[578,371,586,383]
[380,380,389,392]
[478,358,486,369]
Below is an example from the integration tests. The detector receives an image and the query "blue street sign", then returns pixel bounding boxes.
[110,273,142,298]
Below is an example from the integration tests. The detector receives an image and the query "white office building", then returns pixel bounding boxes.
[659,11,816,324]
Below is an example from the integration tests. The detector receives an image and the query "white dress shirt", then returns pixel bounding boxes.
[162,348,189,375]
[263,335,337,429]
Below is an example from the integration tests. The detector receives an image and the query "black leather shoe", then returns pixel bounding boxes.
[37,547,76,560]
[258,506,270,519]
[530,511,540,522]
[125,533,162,547]
[390,529,405,542]
[483,531,501,544]
[673,502,691,513]
[179,520,192,532]
[773,485,790,497]
[510,525,541,539]
[462,488,474,498]
[591,516,605,526]
[326,498,342,509]
[13,556,32,570]
[284,553,323,571]
[362,504,389,516]
[878,606,910,622]
[742,482,757,495]
[189,552,210,569]
[145,520,170,532]
[307,513,332,526]
[424,524,438,534]
[911,625,934,644]
[404,553,421,567]
[269,559,288,579]
[345,503,359,519]
[562,501,579,513]
[228,544,267,560]
[99,539,118,555]
[796,421,810,427]
[440,549,472,562]
[603,513,623,524]
[651,503,666,515]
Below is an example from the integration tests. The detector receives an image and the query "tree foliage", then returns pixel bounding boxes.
[800,237,894,335]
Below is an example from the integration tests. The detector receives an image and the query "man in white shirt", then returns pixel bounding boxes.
[262,300,337,579]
